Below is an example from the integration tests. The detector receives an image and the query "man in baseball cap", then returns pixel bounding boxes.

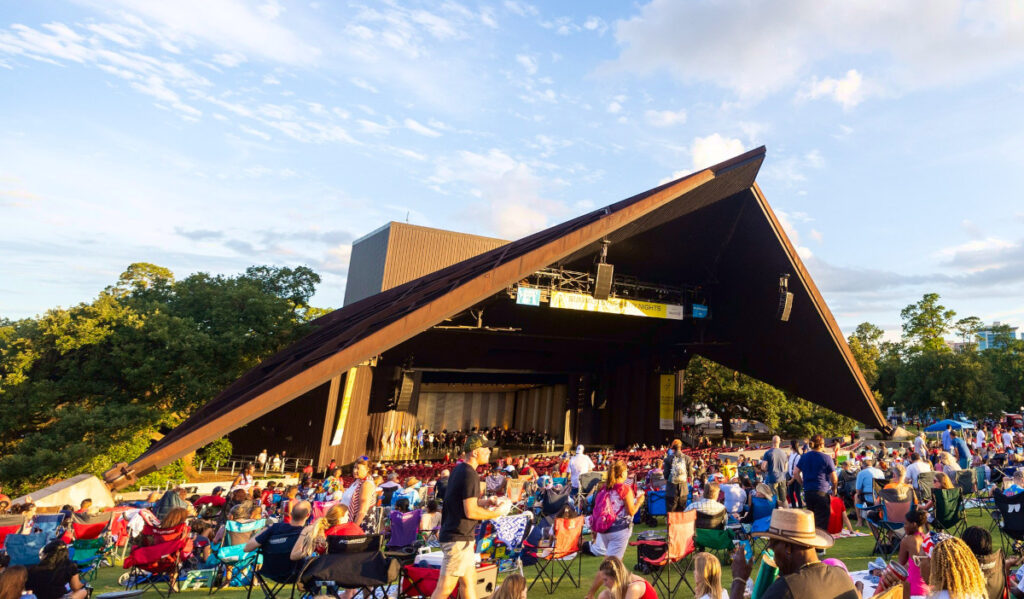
[432,433,499,599]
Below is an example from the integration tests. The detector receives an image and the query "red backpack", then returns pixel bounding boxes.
[591,485,620,533]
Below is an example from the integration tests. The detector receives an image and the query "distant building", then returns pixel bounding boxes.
[978,321,1020,350]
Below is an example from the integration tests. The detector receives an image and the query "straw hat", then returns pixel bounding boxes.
[751,508,834,549]
[755,482,775,499]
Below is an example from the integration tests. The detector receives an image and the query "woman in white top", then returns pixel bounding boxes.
[229,463,256,494]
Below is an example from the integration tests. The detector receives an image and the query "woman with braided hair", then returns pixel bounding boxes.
[927,536,987,599]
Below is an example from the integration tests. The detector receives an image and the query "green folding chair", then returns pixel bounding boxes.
[694,527,735,564]
[931,487,966,537]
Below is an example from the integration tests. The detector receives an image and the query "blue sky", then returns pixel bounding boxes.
[3,0,1024,339]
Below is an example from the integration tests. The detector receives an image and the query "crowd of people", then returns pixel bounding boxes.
[2,425,1023,599]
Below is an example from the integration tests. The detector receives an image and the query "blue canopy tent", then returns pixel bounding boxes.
[924,419,976,433]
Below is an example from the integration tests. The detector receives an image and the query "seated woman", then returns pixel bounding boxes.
[26,541,87,599]
[419,500,441,537]
[387,498,422,549]
[918,471,955,511]
[291,504,362,561]
[962,525,1022,599]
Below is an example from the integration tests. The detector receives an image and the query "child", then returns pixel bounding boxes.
[420,500,440,533]
[694,551,727,599]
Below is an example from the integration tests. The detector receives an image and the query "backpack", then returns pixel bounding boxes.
[591,486,620,533]
[670,455,689,485]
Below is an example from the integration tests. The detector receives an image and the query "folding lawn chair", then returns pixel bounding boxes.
[524,515,583,593]
[866,489,914,560]
[992,489,1024,555]
[3,532,47,566]
[31,513,66,541]
[300,534,400,598]
[0,514,27,549]
[122,523,193,599]
[630,510,696,598]
[915,471,936,505]
[694,526,736,564]
[209,518,266,592]
[956,469,978,504]
[745,496,776,560]
[931,487,967,537]
[247,526,303,599]
[644,488,667,526]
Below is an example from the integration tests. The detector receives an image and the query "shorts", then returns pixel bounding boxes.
[439,540,475,578]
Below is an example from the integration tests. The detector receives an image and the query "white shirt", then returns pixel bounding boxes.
[568,453,595,488]
[1004,432,1015,448]
[906,460,932,489]
[787,452,801,476]
[914,436,927,457]
[976,430,986,448]
[696,591,729,599]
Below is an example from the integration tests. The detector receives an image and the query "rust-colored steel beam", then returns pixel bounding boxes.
[118,151,765,482]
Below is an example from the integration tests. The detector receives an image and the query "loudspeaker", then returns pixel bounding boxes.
[593,263,614,300]
[779,291,794,322]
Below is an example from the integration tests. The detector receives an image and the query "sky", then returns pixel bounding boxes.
[3,0,1024,340]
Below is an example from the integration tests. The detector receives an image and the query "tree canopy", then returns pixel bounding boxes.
[0,263,323,495]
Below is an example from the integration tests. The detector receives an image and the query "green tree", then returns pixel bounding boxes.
[983,337,1024,410]
[953,316,983,347]
[892,349,1004,418]
[0,263,322,495]
[900,293,956,352]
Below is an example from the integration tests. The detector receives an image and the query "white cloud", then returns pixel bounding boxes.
[431,149,566,239]
[321,244,352,275]
[810,229,823,242]
[607,101,622,114]
[262,74,280,85]
[583,16,607,34]
[608,0,1024,98]
[403,118,441,137]
[690,134,744,170]
[211,52,246,67]
[240,125,271,140]
[644,108,687,127]
[350,77,378,93]
[504,1,538,17]
[515,53,538,75]
[801,69,866,109]
[357,119,391,136]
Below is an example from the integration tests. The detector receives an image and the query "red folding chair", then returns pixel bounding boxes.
[525,515,583,593]
[122,523,193,599]
[70,511,114,540]
[0,514,27,548]
[631,510,696,598]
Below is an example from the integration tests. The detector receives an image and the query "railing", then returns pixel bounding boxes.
[195,455,314,478]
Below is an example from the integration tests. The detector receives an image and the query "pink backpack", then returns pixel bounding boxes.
[591,485,620,533]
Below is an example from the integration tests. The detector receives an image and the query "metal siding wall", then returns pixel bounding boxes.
[381,223,507,292]
[342,226,390,306]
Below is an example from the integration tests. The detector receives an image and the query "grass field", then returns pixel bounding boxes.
[84,508,995,599]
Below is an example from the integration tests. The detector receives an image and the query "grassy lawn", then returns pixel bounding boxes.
[85,509,995,599]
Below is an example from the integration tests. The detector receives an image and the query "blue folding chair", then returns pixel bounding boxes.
[31,514,65,541]
[3,532,48,566]
[209,518,266,592]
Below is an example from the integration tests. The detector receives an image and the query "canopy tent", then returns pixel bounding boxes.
[924,419,976,433]
[103,146,890,489]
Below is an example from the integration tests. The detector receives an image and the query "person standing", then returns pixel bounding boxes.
[793,435,837,535]
[975,427,986,452]
[1003,427,1015,452]
[664,439,692,512]
[569,445,596,498]
[786,440,804,508]
[431,434,502,599]
[941,424,953,452]
[913,431,928,461]
[256,449,268,469]
[348,458,377,531]
[760,436,789,508]
[951,430,972,470]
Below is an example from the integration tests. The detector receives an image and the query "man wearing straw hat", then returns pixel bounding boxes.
[728,508,858,599]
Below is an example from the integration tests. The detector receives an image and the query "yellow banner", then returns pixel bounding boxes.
[659,374,674,430]
[549,291,683,320]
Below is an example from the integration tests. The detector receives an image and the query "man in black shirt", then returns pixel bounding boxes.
[432,434,501,599]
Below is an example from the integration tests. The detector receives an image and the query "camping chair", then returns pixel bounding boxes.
[631,510,696,598]
[915,471,936,505]
[208,518,266,592]
[122,523,193,599]
[866,489,914,560]
[0,514,27,551]
[3,532,47,566]
[300,534,399,598]
[70,512,116,581]
[744,496,777,560]
[578,472,603,512]
[524,515,583,593]
[644,488,667,526]
[956,469,978,504]
[31,513,66,541]
[694,526,736,564]
[387,509,422,550]
[931,488,967,537]
[71,511,114,541]
[247,526,303,599]
[992,489,1024,555]
[506,479,527,514]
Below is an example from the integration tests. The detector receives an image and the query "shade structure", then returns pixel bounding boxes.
[924,419,975,432]
[104,146,890,488]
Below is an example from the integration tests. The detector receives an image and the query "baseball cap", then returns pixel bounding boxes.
[463,433,493,453]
